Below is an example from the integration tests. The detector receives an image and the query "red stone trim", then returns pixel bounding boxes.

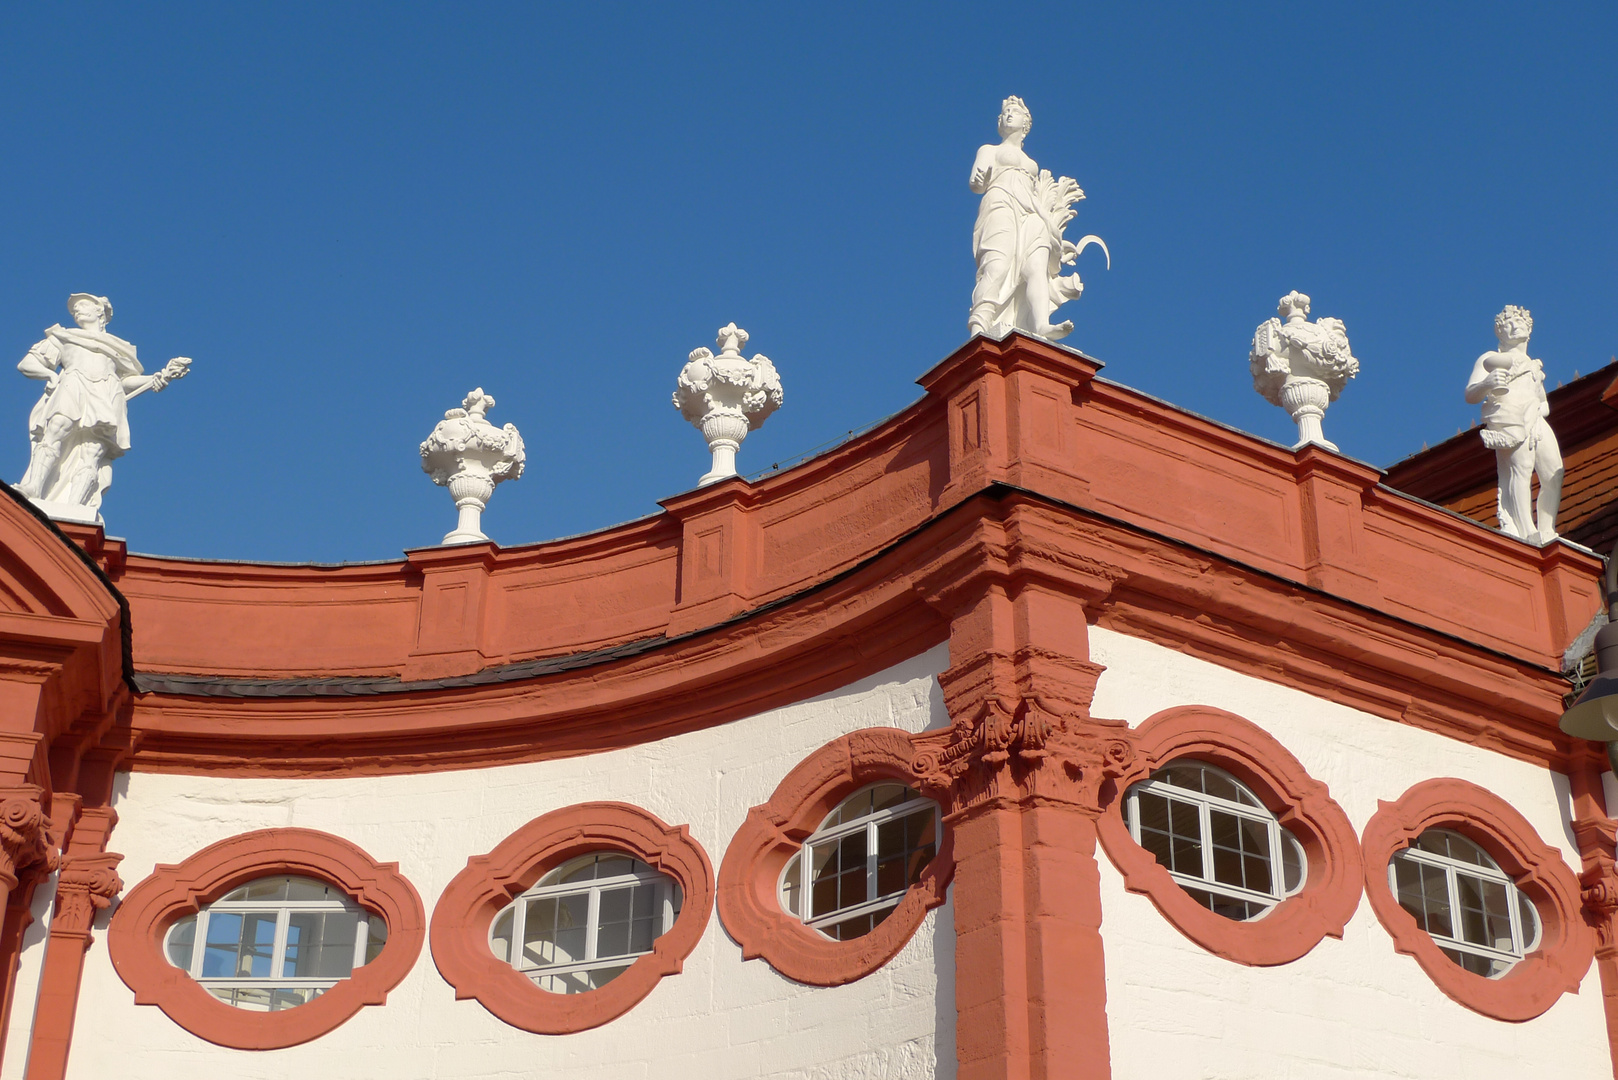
[429,802,712,1034]
[1361,777,1594,1021]
[1096,706,1362,966]
[716,728,954,986]
[107,828,424,1050]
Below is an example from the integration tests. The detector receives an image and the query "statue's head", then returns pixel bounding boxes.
[67,293,112,330]
[998,96,1032,139]
[1277,291,1311,321]
[1494,304,1532,344]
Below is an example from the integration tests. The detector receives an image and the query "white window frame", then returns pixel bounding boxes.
[778,783,940,935]
[165,876,382,1009]
[490,854,680,990]
[1388,828,1542,977]
[1123,760,1305,919]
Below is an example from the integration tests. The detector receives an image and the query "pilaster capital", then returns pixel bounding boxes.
[53,851,123,935]
[915,655,1131,817]
[1573,815,1618,957]
[0,786,58,887]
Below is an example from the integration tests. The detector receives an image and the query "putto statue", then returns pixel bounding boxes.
[673,323,783,486]
[1249,291,1359,452]
[969,95,1109,343]
[1465,305,1562,545]
[14,293,191,523]
[420,388,525,545]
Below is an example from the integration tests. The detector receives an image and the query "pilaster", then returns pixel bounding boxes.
[1290,446,1382,605]
[403,542,501,681]
[910,506,1130,1080]
[917,333,1102,513]
[660,478,761,637]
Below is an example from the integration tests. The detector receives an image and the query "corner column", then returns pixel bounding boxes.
[912,536,1130,1080]
[1571,761,1618,1080]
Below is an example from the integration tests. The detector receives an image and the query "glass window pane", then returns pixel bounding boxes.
[284,910,359,979]
[363,914,387,965]
[223,878,288,902]
[870,784,909,812]
[782,852,803,916]
[1282,832,1304,893]
[166,916,196,969]
[1201,770,1243,804]
[283,877,332,902]
[524,893,588,968]
[596,856,634,880]
[490,908,514,964]
[1455,871,1488,946]
[1519,893,1540,951]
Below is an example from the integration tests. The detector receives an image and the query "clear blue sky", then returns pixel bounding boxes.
[0,3,1612,562]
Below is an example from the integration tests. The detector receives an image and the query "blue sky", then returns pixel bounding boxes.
[0,3,1612,562]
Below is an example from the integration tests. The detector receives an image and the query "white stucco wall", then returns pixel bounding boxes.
[40,625,1615,1079]
[1087,624,1609,1080]
[64,645,955,1080]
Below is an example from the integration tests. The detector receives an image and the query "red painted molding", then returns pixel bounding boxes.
[1360,777,1594,1021]
[429,802,712,1034]
[716,728,954,986]
[107,828,424,1049]
[1096,706,1362,966]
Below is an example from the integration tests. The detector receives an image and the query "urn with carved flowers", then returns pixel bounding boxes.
[1249,291,1360,452]
[420,388,526,545]
[673,323,784,486]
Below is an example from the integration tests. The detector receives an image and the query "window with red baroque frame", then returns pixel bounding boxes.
[429,801,712,1034]
[717,727,954,986]
[1361,777,1594,1021]
[107,828,424,1050]
[1096,705,1362,966]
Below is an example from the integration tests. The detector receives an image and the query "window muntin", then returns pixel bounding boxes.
[1389,829,1542,978]
[163,876,387,1012]
[1123,761,1305,921]
[779,782,939,941]
[488,852,682,995]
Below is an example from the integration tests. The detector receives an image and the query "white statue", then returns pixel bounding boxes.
[968,95,1109,342]
[1465,305,1562,545]
[13,293,191,523]
[420,388,525,545]
[1249,291,1359,452]
[673,323,783,486]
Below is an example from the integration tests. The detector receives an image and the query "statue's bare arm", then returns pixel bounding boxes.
[16,338,59,382]
[969,145,997,194]
[1465,353,1501,404]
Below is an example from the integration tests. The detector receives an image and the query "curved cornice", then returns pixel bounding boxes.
[111,334,1602,776]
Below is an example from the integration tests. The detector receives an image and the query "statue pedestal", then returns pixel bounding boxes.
[16,492,102,527]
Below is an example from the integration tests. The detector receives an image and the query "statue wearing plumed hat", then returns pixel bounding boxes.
[13,293,191,522]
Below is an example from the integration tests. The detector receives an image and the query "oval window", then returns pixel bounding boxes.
[1389,828,1542,978]
[488,852,683,994]
[778,782,940,940]
[1122,760,1305,920]
[163,875,388,1011]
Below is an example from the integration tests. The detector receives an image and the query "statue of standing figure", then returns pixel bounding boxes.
[14,294,191,522]
[969,96,1109,342]
[1464,305,1562,545]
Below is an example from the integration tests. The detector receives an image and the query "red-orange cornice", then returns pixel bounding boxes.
[109,334,1602,776]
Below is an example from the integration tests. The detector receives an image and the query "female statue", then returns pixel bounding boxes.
[968,96,1105,342]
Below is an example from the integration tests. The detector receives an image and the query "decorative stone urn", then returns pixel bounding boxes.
[420,388,525,545]
[1249,291,1360,452]
[673,323,784,486]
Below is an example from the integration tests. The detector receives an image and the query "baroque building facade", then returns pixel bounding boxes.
[0,332,1611,1078]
